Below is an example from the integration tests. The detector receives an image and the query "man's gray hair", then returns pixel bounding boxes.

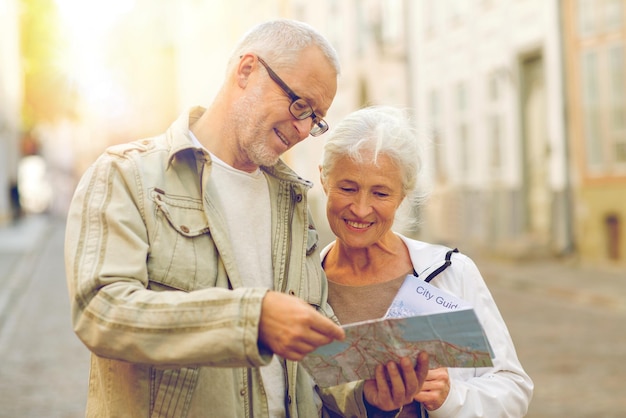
[227,19,340,74]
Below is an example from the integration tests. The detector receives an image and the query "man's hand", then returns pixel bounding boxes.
[258,291,345,361]
[414,367,450,411]
[363,351,429,411]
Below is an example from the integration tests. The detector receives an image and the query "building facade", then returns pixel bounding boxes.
[561,0,626,266]
[9,0,623,266]
[0,0,23,225]
[413,0,573,259]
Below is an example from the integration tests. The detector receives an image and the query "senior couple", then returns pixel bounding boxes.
[65,19,532,417]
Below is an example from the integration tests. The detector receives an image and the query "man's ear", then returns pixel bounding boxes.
[236,54,256,88]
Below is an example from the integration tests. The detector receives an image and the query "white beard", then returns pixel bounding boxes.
[231,86,281,167]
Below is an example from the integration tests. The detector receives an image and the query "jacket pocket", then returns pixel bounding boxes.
[148,188,220,291]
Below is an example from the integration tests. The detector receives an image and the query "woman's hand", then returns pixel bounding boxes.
[363,351,429,411]
[414,367,450,411]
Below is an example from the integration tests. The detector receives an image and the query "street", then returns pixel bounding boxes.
[0,217,89,418]
[0,216,624,417]
[477,256,626,418]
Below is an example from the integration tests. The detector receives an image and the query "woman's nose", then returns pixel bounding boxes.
[349,194,372,218]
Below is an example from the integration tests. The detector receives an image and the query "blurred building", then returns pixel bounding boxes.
[561,0,626,266]
[9,0,623,266]
[0,0,23,225]
[412,0,573,260]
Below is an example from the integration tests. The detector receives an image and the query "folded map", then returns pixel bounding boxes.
[301,276,494,387]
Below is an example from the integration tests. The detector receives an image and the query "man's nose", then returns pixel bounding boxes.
[293,118,313,141]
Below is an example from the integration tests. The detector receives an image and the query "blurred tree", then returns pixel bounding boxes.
[20,0,76,130]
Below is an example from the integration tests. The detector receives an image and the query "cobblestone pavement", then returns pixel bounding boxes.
[0,217,89,418]
[474,254,626,418]
[0,216,624,417]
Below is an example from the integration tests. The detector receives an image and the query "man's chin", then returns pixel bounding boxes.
[248,143,282,167]
[253,156,280,168]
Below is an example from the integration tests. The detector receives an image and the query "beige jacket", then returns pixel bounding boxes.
[65,108,365,417]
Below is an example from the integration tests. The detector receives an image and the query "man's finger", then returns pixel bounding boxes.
[310,315,345,341]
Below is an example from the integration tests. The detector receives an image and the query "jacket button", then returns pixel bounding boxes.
[295,194,302,202]
[240,389,246,396]
[287,395,292,404]
[180,225,190,233]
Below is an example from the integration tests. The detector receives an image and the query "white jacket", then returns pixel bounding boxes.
[321,234,533,417]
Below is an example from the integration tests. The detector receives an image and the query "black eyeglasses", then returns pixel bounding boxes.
[257,56,329,136]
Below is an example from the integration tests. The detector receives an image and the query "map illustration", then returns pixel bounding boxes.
[301,309,494,388]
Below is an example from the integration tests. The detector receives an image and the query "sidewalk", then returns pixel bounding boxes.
[471,252,626,315]
[0,215,89,418]
[0,213,52,257]
[0,214,54,332]
[471,253,626,417]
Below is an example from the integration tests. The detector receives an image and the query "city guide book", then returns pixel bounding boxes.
[301,275,494,387]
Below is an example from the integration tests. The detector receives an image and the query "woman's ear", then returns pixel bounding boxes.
[397,193,407,209]
[319,166,328,194]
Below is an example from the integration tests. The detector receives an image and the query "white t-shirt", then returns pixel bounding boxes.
[190,132,285,417]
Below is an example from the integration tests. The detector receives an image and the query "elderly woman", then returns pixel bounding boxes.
[318,106,533,417]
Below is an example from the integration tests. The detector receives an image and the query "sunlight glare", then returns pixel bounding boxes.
[53,0,136,117]
[55,0,136,36]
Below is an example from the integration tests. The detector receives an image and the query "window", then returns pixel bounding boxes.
[424,0,444,36]
[455,82,471,178]
[429,89,447,182]
[381,0,403,46]
[581,50,603,168]
[459,123,470,175]
[374,0,406,57]
[577,0,626,173]
[580,44,626,172]
[489,115,503,170]
[450,0,471,23]
[486,73,504,175]
[609,45,626,164]
[577,0,623,36]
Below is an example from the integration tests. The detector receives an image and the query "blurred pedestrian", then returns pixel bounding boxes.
[318,105,534,417]
[9,180,21,222]
[65,20,425,418]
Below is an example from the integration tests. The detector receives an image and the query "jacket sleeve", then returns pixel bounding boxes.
[64,152,272,368]
[428,254,534,418]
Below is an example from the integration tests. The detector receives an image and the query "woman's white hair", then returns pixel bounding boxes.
[320,105,430,232]
[227,19,340,74]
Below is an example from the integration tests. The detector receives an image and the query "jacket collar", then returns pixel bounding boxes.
[262,162,313,188]
[165,106,206,167]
